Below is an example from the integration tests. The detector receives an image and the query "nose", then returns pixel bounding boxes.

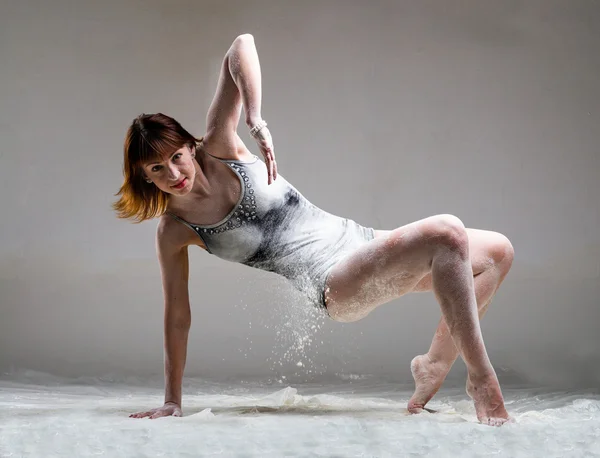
[167,164,180,180]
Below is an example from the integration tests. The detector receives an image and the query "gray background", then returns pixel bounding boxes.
[1,0,598,388]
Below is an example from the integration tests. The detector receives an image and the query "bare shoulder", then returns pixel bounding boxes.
[156,214,195,255]
[156,216,193,291]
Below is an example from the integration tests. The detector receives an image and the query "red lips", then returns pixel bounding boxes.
[172,178,187,189]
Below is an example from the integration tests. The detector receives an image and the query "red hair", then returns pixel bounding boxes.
[113,113,202,222]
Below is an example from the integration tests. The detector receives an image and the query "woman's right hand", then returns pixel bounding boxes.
[129,402,182,419]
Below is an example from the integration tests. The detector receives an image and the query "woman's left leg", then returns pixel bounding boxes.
[370,227,515,412]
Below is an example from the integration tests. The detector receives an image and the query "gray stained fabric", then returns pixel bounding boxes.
[168,152,375,307]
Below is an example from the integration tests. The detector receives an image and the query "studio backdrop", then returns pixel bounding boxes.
[1,0,598,388]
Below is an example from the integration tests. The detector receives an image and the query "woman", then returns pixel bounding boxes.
[115,34,514,426]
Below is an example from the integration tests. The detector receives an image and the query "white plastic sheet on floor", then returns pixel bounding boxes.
[1,370,599,457]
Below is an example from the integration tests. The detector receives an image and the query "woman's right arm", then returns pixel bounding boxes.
[130,221,191,419]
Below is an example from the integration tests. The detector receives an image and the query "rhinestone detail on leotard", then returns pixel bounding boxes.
[189,162,257,236]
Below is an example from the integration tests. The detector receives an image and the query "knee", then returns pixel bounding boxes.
[488,233,515,276]
[426,214,469,252]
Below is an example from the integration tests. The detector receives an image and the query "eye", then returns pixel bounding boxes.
[173,153,183,161]
[151,165,162,172]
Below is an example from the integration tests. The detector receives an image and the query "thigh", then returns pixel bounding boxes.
[324,215,456,322]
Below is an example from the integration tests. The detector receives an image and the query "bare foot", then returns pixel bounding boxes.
[466,374,511,426]
[407,354,451,414]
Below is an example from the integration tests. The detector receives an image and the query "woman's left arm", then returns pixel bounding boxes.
[227,34,263,129]
[205,34,277,183]
[205,34,262,138]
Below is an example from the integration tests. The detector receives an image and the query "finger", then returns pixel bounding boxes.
[262,149,272,184]
[267,152,274,184]
[130,411,151,418]
[270,146,277,180]
[149,411,166,419]
[267,149,275,183]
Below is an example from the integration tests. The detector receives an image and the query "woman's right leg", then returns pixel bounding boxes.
[406,228,514,414]
[324,214,510,426]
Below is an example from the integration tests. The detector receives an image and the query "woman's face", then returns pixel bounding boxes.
[141,145,196,195]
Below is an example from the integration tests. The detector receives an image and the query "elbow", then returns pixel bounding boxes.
[236,33,254,43]
[228,34,256,76]
[230,34,255,54]
[165,306,191,331]
[167,318,191,333]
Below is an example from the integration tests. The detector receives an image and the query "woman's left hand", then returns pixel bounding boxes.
[252,124,277,185]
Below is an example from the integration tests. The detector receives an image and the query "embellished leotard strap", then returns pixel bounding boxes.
[166,212,212,253]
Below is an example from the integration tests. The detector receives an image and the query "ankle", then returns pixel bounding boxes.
[467,369,497,384]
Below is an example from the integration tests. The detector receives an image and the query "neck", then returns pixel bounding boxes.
[168,154,213,210]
